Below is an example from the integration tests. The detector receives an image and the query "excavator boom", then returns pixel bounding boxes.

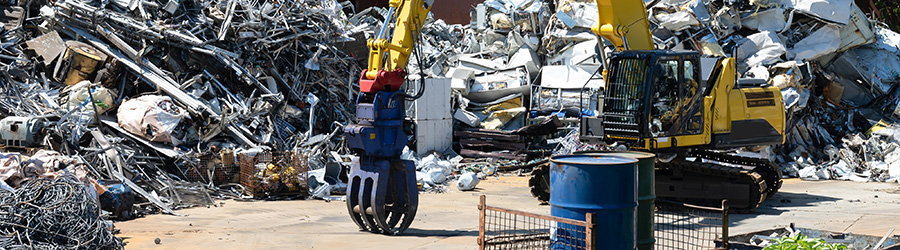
[592,0,655,51]
[359,0,432,93]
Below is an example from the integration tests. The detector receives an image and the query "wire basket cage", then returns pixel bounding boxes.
[478,195,596,250]
[238,151,309,198]
[654,199,729,250]
[184,149,240,186]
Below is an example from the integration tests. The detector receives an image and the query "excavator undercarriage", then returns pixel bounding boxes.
[654,150,781,212]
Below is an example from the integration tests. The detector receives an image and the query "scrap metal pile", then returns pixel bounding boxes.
[0,0,364,240]
[0,175,124,249]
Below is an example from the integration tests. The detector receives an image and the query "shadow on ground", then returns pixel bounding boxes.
[729,190,841,224]
[402,228,479,237]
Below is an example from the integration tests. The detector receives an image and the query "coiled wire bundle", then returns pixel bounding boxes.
[0,175,124,249]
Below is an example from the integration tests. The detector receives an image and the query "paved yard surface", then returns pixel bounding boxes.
[117,177,900,249]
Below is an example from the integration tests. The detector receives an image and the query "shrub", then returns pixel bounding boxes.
[762,233,848,250]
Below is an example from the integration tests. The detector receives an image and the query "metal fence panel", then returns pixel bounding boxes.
[654,199,729,250]
[478,195,595,250]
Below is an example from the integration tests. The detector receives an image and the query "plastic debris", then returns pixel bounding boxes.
[456,172,480,191]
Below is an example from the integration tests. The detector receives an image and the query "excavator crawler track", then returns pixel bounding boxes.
[688,150,782,197]
[656,150,780,213]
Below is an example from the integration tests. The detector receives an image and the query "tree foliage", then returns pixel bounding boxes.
[873,0,900,31]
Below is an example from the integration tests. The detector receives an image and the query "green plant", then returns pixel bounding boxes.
[873,0,900,32]
[762,233,848,250]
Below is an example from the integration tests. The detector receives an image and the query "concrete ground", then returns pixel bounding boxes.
[116,177,900,249]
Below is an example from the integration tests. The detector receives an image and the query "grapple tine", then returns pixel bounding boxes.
[372,160,392,234]
[384,165,407,230]
[345,175,366,231]
[359,175,379,232]
[396,161,418,234]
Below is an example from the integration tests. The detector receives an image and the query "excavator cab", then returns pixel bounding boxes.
[583,50,706,146]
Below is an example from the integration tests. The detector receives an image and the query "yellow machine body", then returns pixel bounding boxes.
[580,0,785,150]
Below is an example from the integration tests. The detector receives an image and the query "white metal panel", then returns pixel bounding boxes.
[837,4,875,51]
[413,78,452,120]
[415,119,452,155]
[540,64,603,89]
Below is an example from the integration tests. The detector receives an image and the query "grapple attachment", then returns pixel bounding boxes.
[344,90,419,235]
[346,159,418,235]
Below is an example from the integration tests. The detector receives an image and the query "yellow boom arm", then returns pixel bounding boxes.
[592,0,655,51]
[364,0,432,80]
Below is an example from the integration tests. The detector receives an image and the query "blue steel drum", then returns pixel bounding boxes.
[550,155,638,250]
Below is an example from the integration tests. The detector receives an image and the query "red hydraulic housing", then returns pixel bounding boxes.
[359,69,406,93]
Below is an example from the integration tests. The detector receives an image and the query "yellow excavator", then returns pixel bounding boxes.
[531,0,785,211]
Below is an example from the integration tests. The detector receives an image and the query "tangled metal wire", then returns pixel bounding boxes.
[0,175,124,250]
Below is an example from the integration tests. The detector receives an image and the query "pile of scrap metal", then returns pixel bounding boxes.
[0,175,124,249]
[0,0,364,228]
[450,0,562,161]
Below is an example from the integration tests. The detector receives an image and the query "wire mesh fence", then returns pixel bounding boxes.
[184,149,240,186]
[477,196,729,250]
[478,195,595,250]
[654,199,729,250]
[238,151,309,198]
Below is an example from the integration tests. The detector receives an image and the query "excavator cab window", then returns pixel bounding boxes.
[682,60,704,134]
[649,55,703,137]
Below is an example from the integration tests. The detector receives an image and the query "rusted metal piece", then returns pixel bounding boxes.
[59,41,106,86]
[479,195,486,250]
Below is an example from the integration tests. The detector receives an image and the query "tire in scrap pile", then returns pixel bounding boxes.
[529,162,551,204]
